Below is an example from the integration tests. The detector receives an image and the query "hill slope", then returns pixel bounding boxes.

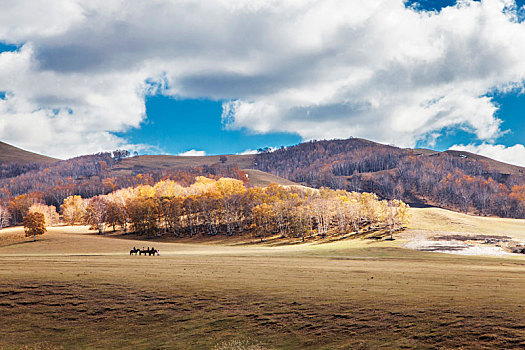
[0,143,295,214]
[253,138,525,218]
[443,149,525,176]
[0,141,58,165]
[111,154,255,174]
[109,154,295,187]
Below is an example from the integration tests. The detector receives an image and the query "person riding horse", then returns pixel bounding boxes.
[134,246,158,256]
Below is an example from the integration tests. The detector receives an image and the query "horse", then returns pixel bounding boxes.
[137,247,158,256]
[129,247,140,255]
[148,248,158,256]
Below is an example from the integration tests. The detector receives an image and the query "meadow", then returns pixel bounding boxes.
[1,208,525,349]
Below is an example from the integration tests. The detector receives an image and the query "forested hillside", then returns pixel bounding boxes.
[0,150,249,226]
[254,138,525,218]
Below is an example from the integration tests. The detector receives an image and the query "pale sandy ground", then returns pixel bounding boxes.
[399,207,525,256]
[404,239,513,256]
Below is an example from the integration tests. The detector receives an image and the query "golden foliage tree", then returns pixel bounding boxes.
[23,212,46,241]
[29,203,59,226]
[61,195,86,225]
[84,196,108,234]
[0,204,10,230]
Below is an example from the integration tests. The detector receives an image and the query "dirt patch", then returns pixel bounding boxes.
[405,237,515,256]
[433,234,511,242]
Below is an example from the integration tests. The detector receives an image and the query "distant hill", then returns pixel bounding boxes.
[243,169,297,187]
[109,154,295,187]
[442,150,525,176]
[0,141,58,165]
[253,138,525,218]
[111,154,255,175]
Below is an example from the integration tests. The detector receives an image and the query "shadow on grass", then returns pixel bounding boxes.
[0,238,46,248]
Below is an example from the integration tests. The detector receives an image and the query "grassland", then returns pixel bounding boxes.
[0,141,58,165]
[112,154,255,173]
[1,209,525,349]
[109,154,297,187]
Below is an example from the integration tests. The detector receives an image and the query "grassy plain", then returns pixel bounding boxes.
[1,209,525,349]
[0,141,58,165]
[108,154,298,188]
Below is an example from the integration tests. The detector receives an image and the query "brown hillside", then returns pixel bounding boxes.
[113,154,255,172]
[0,141,58,165]
[443,150,525,176]
[110,154,296,187]
[243,169,297,187]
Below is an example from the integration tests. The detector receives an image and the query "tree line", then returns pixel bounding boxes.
[17,177,409,241]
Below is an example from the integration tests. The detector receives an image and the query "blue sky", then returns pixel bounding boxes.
[118,96,301,155]
[416,91,525,151]
[2,0,525,164]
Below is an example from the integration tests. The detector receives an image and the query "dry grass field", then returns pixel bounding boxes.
[111,154,255,174]
[1,208,525,349]
[0,141,58,165]
[108,154,298,187]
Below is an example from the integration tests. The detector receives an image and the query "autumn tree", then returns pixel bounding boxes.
[60,175,410,242]
[29,203,59,226]
[252,203,275,241]
[109,188,134,233]
[61,195,86,225]
[127,197,159,236]
[23,212,46,241]
[84,196,108,234]
[385,200,410,240]
[159,196,184,235]
[311,189,334,238]
[9,194,36,225]
[346,193,362,235]
[215,177,247,235]
[0,204,10,229]
[104,201,123,232]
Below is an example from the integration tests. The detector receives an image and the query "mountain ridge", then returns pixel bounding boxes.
[0,141,58,165]
[2,138,524,176]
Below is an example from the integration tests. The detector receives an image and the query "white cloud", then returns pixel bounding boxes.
[178,149,206,156]
[0,0,525,157]
[450,143,525,167]
[237,149,258,155]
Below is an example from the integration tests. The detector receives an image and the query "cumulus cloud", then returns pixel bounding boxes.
[238,149,259,155]
[0,0,525,157]
[178,149,206,156]
[450,143,525,167]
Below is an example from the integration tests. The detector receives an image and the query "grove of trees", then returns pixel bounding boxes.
[61,177,410,240]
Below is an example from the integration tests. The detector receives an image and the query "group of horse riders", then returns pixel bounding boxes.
[130,246,159,256]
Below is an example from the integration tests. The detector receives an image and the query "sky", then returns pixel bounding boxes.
[1,1,525,165]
